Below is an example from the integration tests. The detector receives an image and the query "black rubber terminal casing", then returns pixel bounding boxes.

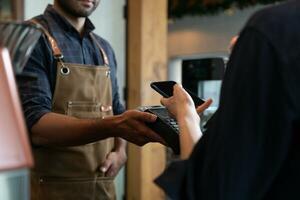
[138,105,180,154]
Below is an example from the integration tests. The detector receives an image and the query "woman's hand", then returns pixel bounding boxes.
[160,84,212,159]
[160,84,196,119]
[161,84,212,120]
[196,99,213,114]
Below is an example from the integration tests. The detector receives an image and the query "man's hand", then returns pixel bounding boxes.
[115,110,166,146]
[30,109,166,147]
[100,148,127,177]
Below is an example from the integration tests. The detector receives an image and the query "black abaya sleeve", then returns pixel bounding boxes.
[156,26,299,200]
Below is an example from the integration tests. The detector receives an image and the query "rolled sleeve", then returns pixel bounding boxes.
[99,38,125,115]
[155,160,189,200]
[156,27,298,200]
[155,137,207,200]
[18,36,53,130]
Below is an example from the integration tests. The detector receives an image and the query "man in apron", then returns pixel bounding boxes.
[19,0,164,199]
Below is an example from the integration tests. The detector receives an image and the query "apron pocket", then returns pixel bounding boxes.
[96,177,116,200]
[35,176,115,200]
[66,101,102,119]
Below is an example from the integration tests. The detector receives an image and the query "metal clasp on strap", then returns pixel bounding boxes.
[100,105,112,112]
[89,33,110,66]
[54,54,64,60]
[60,65,70,76]
[106,70,111,77]
[56,56,70,76]
[29,19,64,60]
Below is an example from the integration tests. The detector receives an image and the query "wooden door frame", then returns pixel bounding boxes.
[126,0,168,199]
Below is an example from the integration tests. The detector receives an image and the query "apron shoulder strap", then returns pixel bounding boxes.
[89,33,110,66]
[29,19,63,60]
[29,19,109,66]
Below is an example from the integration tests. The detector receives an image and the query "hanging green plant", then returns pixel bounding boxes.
[168,0,285,18]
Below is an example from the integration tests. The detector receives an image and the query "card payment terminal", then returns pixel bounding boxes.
[138,105,180,154]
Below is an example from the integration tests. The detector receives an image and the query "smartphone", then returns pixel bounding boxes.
[150,81,205,107]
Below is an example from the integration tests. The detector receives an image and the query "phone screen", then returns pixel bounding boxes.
[150,81,205,107]
[150,81,176,98]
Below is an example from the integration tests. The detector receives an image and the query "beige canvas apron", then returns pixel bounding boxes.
[30,20,116,200]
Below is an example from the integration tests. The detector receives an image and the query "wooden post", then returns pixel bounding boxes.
[12,0,24,20]
[126,0,168,199]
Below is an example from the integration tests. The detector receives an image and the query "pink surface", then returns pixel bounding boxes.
[0,48,33,170]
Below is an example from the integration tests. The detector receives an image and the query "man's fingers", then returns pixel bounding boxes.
[123,111,168,145]
[147,130,167,145]
[196,98,213,114]
[100,158,112,173]
[133,111,157,123]
[132,120,166,145]
[106,167,117,177]
[135,122,166,145]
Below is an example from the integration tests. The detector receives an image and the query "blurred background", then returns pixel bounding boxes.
[0,0,283,199]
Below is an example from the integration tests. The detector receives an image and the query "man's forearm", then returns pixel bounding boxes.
[114,137,127,152]
[31,110,163,147]
[31,112,122,147]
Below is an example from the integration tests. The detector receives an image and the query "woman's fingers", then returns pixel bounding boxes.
[196,98,213,114]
